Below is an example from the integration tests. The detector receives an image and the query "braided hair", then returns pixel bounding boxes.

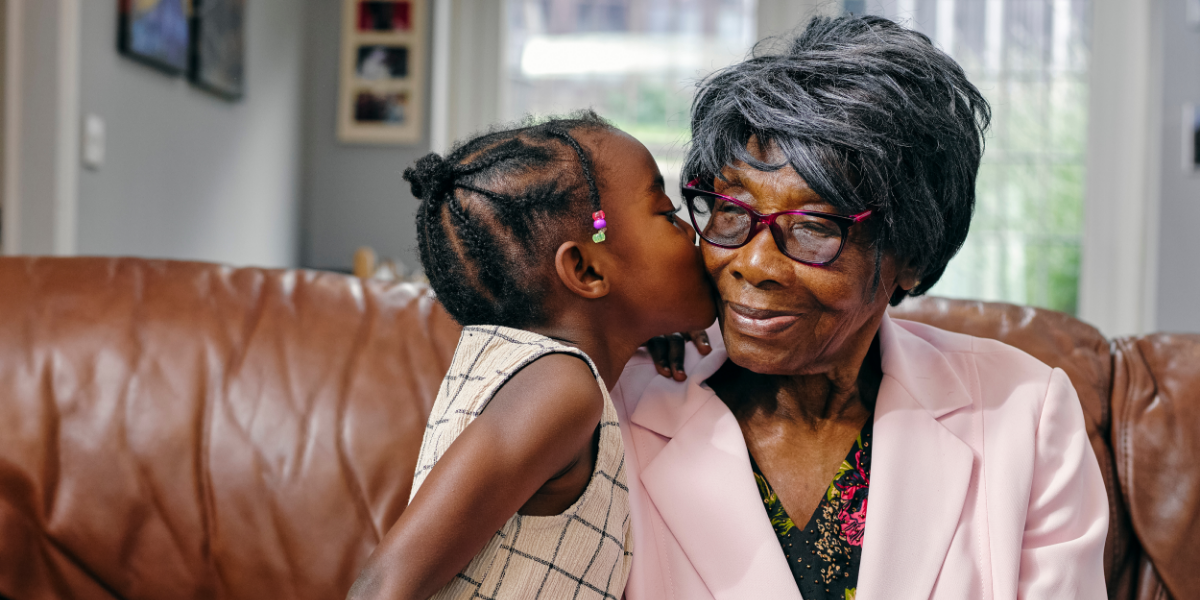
[405,110,613,328]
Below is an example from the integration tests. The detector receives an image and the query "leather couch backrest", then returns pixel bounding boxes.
[1110,334,1200,600]
[0,258,461,600]
[2,258,1197,600]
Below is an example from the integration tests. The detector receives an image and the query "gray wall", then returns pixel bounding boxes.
[300,0,432,272]
[1154,3,1200,333]
[76,0,307,268]
[14,0,76,256]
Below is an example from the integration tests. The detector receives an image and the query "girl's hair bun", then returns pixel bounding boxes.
[404,152,456,201]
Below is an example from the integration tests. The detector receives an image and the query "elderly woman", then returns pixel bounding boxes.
[615,16,1108,600]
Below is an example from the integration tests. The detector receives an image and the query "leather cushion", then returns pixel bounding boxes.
[1111,333,1200,600]
[0,257,460,600]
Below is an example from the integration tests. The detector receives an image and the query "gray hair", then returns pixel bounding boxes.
[685,15,991,304]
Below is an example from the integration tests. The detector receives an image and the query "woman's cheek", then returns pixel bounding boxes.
[701,244,726,279]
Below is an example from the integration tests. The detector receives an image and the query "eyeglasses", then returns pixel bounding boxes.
[682,179,872,266]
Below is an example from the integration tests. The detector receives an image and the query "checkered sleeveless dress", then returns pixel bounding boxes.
[410,325,633,600]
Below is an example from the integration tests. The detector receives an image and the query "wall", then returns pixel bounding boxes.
[300,0,432,272]
[1154,2,1200,333]
[10,0,80,256]
[1078,0,1162,336]
[75,0,307,268]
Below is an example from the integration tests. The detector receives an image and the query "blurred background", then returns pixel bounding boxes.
[0,0,1197,336]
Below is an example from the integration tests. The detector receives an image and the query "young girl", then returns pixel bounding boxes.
[347,112,716,600]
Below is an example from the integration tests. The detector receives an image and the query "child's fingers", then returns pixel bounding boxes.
[645,332,705,379]
[667,334,687,381]
[645,336,673,377]
[689,330,712,356]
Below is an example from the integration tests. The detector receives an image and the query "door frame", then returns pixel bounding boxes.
[1,0,19,255]
[0,0,80,256]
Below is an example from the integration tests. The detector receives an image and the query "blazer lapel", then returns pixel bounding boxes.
[629,316,977,600]
[855,315,976,600]
[632,345,802,600]
[639,393,804,600]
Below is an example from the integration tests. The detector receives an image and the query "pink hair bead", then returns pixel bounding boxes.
[591,210,608,242]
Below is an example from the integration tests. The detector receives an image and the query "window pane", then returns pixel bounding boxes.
[872,0,1090,314]
[503,0,757,204]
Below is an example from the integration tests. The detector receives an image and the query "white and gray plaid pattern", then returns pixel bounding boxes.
[411,326,633,599]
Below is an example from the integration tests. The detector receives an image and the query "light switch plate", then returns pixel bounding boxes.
[82,113,105,170]
[1189,0,1200,28]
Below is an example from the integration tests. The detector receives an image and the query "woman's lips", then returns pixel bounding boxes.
[724,302,801,336]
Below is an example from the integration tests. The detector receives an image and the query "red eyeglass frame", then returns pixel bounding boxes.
[682,178,873,267]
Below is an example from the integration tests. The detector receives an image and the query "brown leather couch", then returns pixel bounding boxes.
[0,257,1196,600]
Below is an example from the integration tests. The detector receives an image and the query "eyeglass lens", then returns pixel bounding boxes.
[687,192,845,264]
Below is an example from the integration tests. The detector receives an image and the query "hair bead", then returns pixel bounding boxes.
[591,210,607,240]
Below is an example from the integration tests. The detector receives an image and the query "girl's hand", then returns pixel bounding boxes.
[645,330,712,381]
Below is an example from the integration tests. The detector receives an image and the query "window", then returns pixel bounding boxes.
[503,0,1091,315]
[869,0,1091,314]
[503,0,757,203]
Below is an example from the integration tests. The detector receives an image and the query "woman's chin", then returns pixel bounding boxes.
[720,328,813,376]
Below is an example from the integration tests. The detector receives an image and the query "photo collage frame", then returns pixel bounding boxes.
[338,0,426,145]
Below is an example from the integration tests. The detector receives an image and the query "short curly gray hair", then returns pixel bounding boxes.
[685,15,991,305]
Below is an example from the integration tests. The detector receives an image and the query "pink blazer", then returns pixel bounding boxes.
[612,314,1108,600]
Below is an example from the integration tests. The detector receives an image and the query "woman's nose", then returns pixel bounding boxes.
[728,224,793,288]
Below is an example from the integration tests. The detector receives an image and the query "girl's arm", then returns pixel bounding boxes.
[347,353,604,600]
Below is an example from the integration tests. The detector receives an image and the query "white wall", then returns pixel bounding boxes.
[1153,1,1200,333]
[1078,0,1163,336]
[73,0,307,268]
[1082,0,1200,335]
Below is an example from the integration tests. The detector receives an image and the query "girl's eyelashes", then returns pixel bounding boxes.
[661,205,682,223]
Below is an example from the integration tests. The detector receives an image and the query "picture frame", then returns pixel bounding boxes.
[118,0,192,74]
[190,0,246,100]
[338,0,426,145]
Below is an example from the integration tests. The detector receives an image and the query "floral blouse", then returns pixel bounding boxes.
[750,418,873,600]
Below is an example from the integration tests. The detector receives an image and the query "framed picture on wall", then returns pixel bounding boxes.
[118,0,192,73]
[338,0,426,145]
[190,0,246,100]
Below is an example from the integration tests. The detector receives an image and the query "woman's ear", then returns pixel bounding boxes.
[554,241,610,300]
[896,261,921,292]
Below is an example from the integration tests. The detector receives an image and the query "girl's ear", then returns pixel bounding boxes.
[554,241,610,300]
